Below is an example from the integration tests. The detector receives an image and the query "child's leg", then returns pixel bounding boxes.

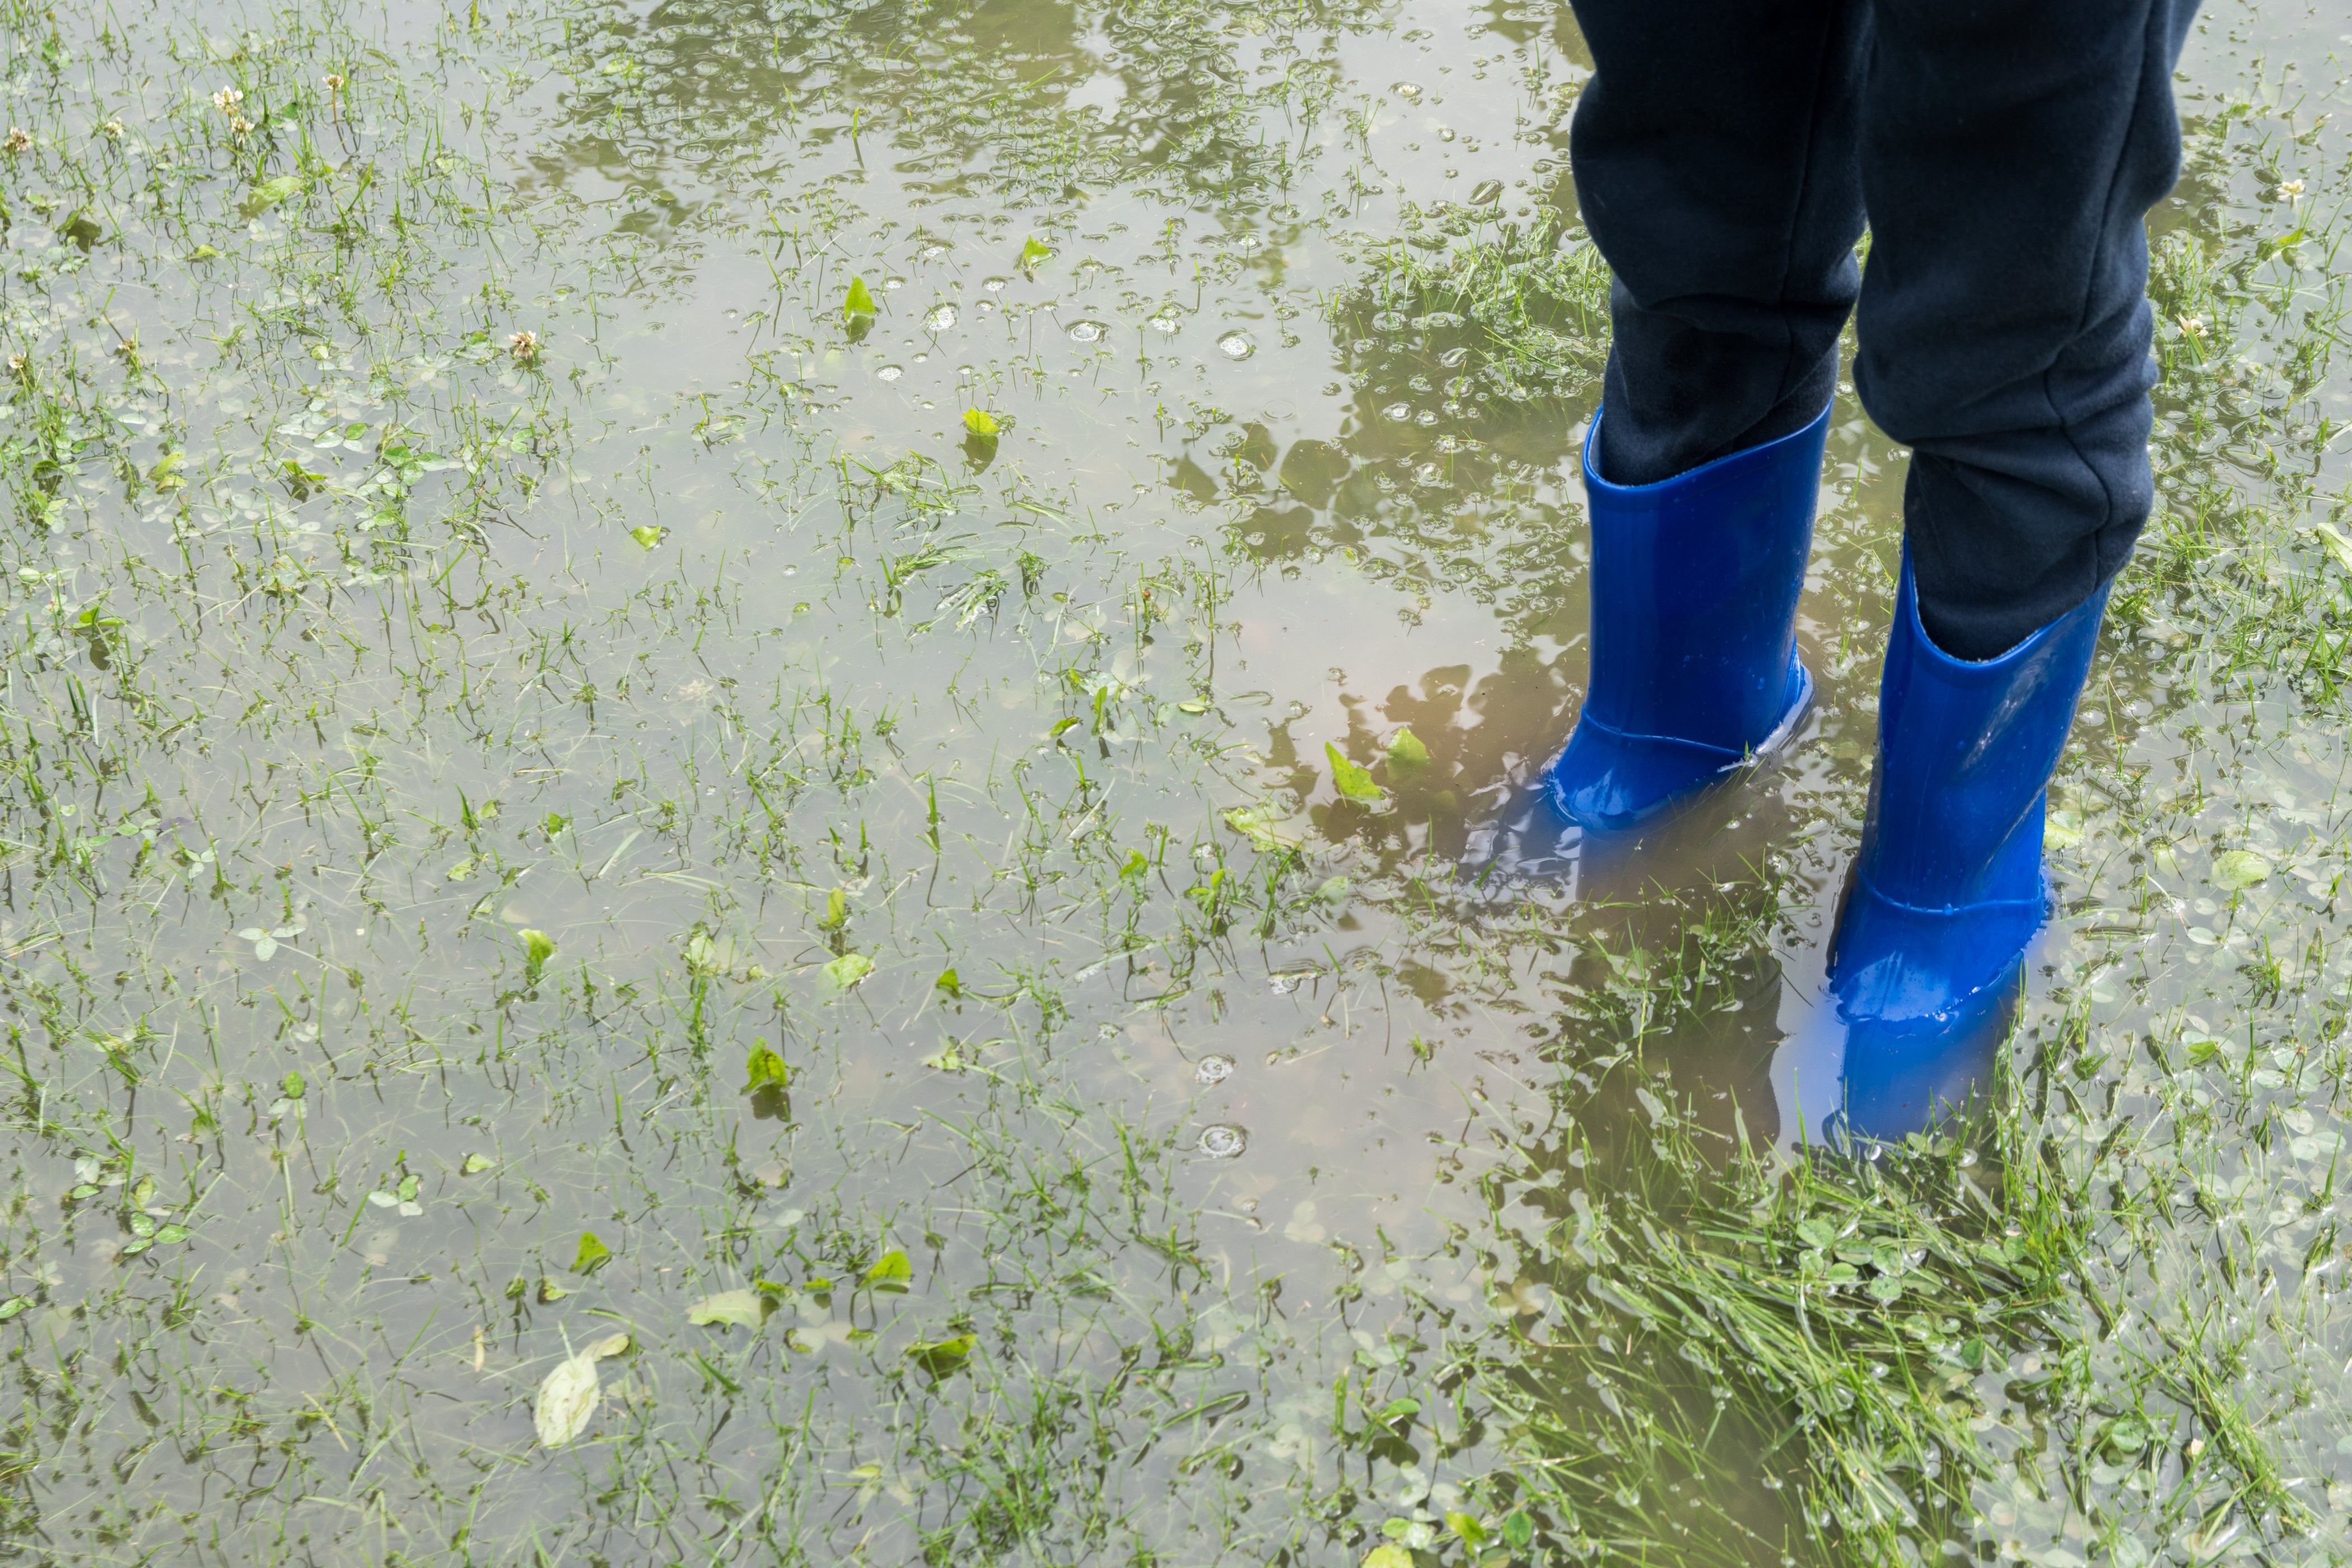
[1856,0,2201,660]
[1565,0,1870,485]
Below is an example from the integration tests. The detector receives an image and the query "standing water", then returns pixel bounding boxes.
[0,0,2347,1564]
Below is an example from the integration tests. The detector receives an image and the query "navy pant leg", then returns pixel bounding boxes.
[1567,0,2199,659]
[1856,0,2198,659]
[1565,0,1868,488]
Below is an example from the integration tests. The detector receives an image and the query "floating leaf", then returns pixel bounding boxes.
[460,1152,495,1175]
[572,1231,613,1274]
[743,1045,790,1094]
[1500,1510,1534,1551]
[280,1071,306,1101]
[1445,1513,1488,1548]
[155,1224,192,1244]
[1362,1548,1413,1568]
[1018,236,1053,274]
[688,1289,765,1329]
[844,276,878,317]
[520,928,556,979]
[907,1333,976,1378]
[0,1296,26,1320]
[628,525,664,549]
[248,174,306,211]
[2213,850,2271,891]
[962,408,1000,438]
[533,1333,629,1447]
[1387,726,1430,773]
[1224,804,1295,851]
[863,1249,913,1292]
[2314,522,2352,573]
[1325,742,1385,804]
[824,951,874,989]
[934,967,962,997]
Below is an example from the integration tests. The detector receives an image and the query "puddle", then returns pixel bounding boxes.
[0,0,2345,1562]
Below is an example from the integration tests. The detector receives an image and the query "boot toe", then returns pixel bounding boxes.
[1544,660,1812,831]
[1828,878,2047,1026]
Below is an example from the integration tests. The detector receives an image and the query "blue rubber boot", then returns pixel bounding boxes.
[1829,555,2111,1139]
[1544,404,1830,830]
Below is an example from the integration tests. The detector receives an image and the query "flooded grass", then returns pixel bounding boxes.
[0,0,2348,1564]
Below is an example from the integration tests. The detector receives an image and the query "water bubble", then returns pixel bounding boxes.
[883,276,906,291]
[876,365,904,382]
[1415,409,1439,427]
[925,304,958,331]
[1371,311,1408,333]
[1149,314,1181,335]
[1195,1054,1236,1085]
[1198,1124,1248,1159]
[1413,462,1443,486]
[1394,81,1424,100]
[919,242,948,260]
[1383,403,1413,422]
[1233,234,1264,255]
[1216,330,1256,360]
[982,276,1010,292]
[1438,346,1470,368]
[1067,319,1109,343]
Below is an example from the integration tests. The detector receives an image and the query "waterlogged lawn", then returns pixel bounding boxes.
[0,0,2349,1563]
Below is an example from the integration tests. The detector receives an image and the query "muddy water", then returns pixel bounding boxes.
[0,0,2345,1561]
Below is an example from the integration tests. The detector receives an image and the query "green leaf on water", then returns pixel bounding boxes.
[2213,850,2271,890]
[0,1296,26,1320]
[907,1332,977,1377]
[155,1224,192,1244]
[1224,804,1295,851]
[1325,742,1385,804]
[687,1289,765,1329]
[863,1249,913,1292]
[743,1045,790,1094]
[460,1152,495,1175]
[934,967,962,997]
[628,525,664,549]
[1445,1512,1488,1548]
[2314,523,2352,573]
[119,1239,152,1258]
[249,174,307,211]
[1388,726,1430,772]
[844,276,878,317]
[824,951,874,989]
[962,408,1000,437]
[280,1071,306,1100]
[1500,1510,1534,1551]
[188,244,222,262]
[572,1231,613,1274]
[520,928,556,977]
[1018,236,1053,274]
[1361,1548,1413,1568]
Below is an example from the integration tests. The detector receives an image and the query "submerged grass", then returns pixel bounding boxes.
[0,0,2345,1565]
